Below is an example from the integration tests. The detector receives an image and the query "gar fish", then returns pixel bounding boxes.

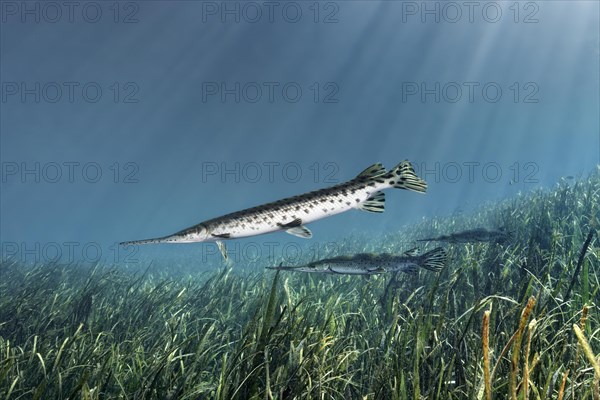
[266,247,447,275]
[417,228,512,244]
[120,161,427,260]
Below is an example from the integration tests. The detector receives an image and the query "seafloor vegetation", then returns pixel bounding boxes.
[1,169,599,399]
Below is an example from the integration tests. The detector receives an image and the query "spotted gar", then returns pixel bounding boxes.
[266,247,447,275]
[120,161,427,259]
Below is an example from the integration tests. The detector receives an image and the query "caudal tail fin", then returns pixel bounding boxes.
[418,247,447,272]
[385,161,427,193]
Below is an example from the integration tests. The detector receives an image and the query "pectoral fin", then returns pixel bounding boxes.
[216,241,228,261]
[278,218,302,228]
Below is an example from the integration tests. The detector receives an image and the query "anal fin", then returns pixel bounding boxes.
[403,265,419,274]
[358,191,385,213]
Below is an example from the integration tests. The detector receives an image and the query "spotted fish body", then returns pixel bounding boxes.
[417,228,512,244]
[120,161,427,259]
[267,247,447,275]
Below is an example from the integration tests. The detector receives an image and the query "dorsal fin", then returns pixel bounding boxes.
[356,163,386,179]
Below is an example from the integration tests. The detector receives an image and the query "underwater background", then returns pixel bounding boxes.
[1,1,600,398]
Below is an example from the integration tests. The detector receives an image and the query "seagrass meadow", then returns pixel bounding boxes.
[1,170,599,399]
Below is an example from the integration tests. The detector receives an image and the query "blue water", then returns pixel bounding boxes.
[1,1,598,267]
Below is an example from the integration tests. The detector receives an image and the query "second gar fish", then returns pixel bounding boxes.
[266,247,447,275]
[121,161,427,260]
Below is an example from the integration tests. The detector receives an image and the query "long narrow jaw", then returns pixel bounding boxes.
[266,263,308,272]
[120,226,210,246]
[266,263,293,271]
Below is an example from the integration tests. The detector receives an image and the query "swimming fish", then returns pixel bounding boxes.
[120,161,427,260]
[417,228,512,244]
[266,247,447,275]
